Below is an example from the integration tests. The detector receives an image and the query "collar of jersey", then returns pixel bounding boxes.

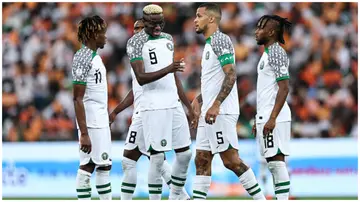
[81,44,98,59]
[265,42,280,54]
[205,29,220,44]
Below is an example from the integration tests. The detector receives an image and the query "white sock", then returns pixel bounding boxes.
[192,175,211,200]
[259,160,268,195]
[161,160,172,187]
[268,161,290,200]
[238,168,266,200]
[96,169,112,200]
[148,153,164,200]
[169,149,192,199]
[76,169,92,200]
[121,157,137,200]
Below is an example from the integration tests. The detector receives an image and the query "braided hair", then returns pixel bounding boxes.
[257,15,292,44]
[77,15,107,43]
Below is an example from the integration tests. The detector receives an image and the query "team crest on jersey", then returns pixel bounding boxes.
[101,152,109,160]
[161,139,167,147]
[166,43,173,51]
[205,51,210,60]
[260,61,265,70]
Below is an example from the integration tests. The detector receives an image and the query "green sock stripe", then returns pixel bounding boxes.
[193,195,206,199]
[98,189,111,195]
[171,181,184,187]
[148,184,162,188]
[245,183,259,191]
[275,188,290,194]
[121,189,134,194]
[275,181,290,187]
[122,182,136,188]
[149,190,162,194]
[77,188,91,192]
[167,180,172,185]
[193,190,207,197]
[96,183,111,189]
[249,188,261,196]
[78,194,91,198]
[171,175,186,181]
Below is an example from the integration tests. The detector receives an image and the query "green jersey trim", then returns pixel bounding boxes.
[265,47,269,54]
[72,81,87,85]
[218,53,235,67]
[205,37,211,44]
[92,51,97,59]
[276,76,290,81]
[148,35,166,40]
[130,57,143,62]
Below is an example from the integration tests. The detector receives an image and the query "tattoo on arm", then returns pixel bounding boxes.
[215,64,236,104]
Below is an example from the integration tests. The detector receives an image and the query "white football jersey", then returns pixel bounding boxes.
[130,68,142,112]
[126,30,179,111]
[72,45,109,128]
[256,42,291,123]
[200,29,239,115]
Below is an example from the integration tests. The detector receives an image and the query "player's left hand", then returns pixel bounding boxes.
[205,101,220,125]
[263,117,276,137]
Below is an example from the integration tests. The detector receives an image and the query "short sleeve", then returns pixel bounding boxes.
[211,34,235,67]
[127,33,147,62]
[72,51,92,85]
[268,46,290,81]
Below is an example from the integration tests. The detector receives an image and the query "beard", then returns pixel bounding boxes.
[256,38,267,45]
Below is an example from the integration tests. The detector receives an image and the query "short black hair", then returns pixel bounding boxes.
[257,15,292,44]
[77,15,107,43]
[198,3,222,23]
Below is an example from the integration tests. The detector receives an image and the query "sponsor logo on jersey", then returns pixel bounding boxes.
[161,139,167,147]
[166,43,173,51]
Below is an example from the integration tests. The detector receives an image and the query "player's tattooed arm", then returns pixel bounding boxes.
[214,64,236,106]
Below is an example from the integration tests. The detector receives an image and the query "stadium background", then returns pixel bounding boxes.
[2,2,358,199]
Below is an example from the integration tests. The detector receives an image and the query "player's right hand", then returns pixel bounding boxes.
[80,133,92,154]
[170,58,185,73]
[109,112,116,126]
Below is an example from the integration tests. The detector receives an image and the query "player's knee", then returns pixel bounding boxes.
[123,149,142,161]
[122,157,137,171]
[176,149,192,164]
[97,165,112,171]
[80,163,96,173]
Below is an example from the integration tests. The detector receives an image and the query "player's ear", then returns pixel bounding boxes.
[209,16,215,23]
[269,29,275,37]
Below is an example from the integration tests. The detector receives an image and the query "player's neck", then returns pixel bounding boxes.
[204,25,218,39]
[264,39,277,49]
[84,42,97,52]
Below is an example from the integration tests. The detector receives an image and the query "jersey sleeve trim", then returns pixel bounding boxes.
[72,81,87,85]
[218,53,235,67]
[130,57,143,62]
[276,76,290,81]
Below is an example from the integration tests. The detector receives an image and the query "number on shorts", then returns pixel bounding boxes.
[264,133,274,148]
[129,131,137,143]
[216,131,224,144]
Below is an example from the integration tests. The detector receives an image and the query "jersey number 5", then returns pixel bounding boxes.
[216,131,224,144]
[149,51,158,65]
